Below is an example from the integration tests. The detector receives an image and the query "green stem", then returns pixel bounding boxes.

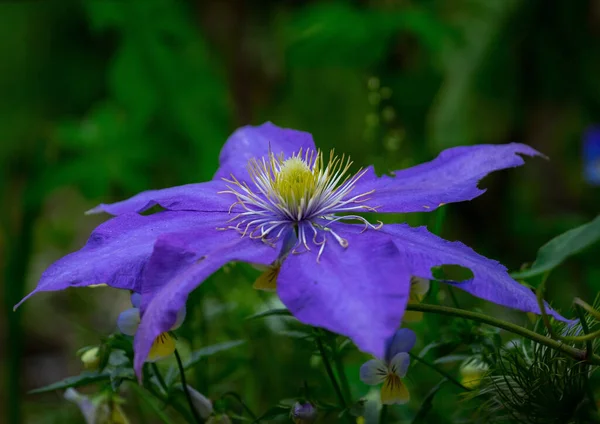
[405,304,599,364]
[574,305,598,413]
[333,350,352,405]
[433,206,446,236]
[408,352,471,392]
[379,404,388,424]
[222,392,258,420]
[315,336,347,411]
[575,304,594,356]
[152,363,169,396]
[536,272,556,338]
[559,328,600,342]
[142,366,193,422]
[574,298,600,322]
[129,383,177,424]
[447,286,461,309]
[175,349,204,424]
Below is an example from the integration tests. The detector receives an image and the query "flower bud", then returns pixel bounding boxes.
[80,347,100,370]
[174,384,213,419]
[291,401,317,424]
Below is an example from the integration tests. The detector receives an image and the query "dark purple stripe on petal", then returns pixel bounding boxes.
[381,224,569,322]
[277,223,412,359]
[213,122,316,182]
[354,143,544,214]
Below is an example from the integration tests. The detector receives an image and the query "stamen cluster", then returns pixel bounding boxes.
[220,149,381,258]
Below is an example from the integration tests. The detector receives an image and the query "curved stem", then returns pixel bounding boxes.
[315,336,347,410]
[333,351,352,404]
[405,304,600,365]
[536,272,556,338]
[175,349,204,424]
[379,404,388,424]
[575,304,594,356]
[152,363,169,395]
[222,392,258,420]
[408,352,471,392]
[574,297,600,322]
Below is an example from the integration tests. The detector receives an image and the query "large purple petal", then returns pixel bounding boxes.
[133,229,283,376]
[381,224,568,321]
[87,180,236,216]
[354,143,543,213]
[213,122,316,182]
[16,211,229,308]
[277,223,412,359]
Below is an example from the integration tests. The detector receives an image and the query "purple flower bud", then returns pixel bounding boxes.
[291,401,317,424]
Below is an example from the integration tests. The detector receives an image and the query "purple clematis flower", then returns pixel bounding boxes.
[19,122,566,377]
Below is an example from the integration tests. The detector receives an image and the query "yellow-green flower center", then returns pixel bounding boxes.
[273,157,318,205]
[220,148,382,260]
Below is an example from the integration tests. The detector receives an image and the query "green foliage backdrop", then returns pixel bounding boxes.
[1,0,600,423]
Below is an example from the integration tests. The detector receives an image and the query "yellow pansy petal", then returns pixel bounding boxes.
[381,374,410,405]
[110,404,131,424]
[147,332,176,362]
[409,277,430,302]
[253,264,280,291]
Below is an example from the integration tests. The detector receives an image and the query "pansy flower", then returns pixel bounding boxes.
[19,122,567,376]
[291,401,318,424]
[116,293,185,362]
[64,388,130,424]
[584,126,600,185]
[359,328,415,404]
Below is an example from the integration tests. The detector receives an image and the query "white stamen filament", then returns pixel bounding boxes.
[219,148,382,259]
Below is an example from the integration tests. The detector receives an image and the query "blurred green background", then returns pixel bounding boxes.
[1,0,600,423]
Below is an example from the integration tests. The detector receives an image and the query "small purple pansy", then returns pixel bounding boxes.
[360,328,416,405]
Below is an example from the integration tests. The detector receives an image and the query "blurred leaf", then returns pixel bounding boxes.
[433,354,470,365]
[512,215,600,279]
[246,308,292,320]
[255,404,290,421]
[84,0,125,31]
[411,380,446,424]
[429,0,520,149]
[110,367,135,391]
[29,371,111,394]
[109,39,158,126]
[184,340,246,371]
[287,3,448,66]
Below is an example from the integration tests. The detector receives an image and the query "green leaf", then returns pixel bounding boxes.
[246,308,292,320]
[411,380,446,424]
[29,371,111,394]
[512,215,600,279]
[255,405,290,421]
[184,340,246,371]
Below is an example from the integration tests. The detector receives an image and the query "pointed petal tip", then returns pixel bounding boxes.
[509,142,548,160]
[14,291,36,311]
[84,206,103,215]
